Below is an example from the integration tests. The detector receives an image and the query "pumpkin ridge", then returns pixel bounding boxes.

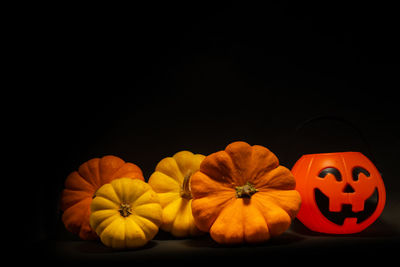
[65,171,95,193]
[170,199,191,236]
[190,171,236,199]
[157,192,180,208]
[209,199,245,244]
[253,166,296,191]
[156,157,185,184]
[130,187,154,207]
[242,199,271,243]
[134,203,164,219]
[173,153,188,177]
[110,178,131,204]
[108,162,128,181]
[80,158,102,189]
[78,202,96,239]
[130,215,153,240]
[191,192,236,232]
[225,142,254,185]
[256,190,301,219]
[251,194,290,236]
[212,197,240,226]
[172,151,204,181]
[108,161,137,181]
[98,156,123,185]
[148,171,180,193]
[90,210,119,230]
[225,150,246,185]
[162,196,182,208]
[95,184,122,206]
[249,145,280,180]
[102,217,125,248]
[199,151,238,184]
[61,189,92,211]
[160,197,182,231]
[123,217,146,247]
[252,168,276,184]
[95,213,121,236]
[64,196,92,212]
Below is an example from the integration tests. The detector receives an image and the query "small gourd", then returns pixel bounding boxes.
[148,151,205,237]
[191,141,302,244]
[60,155,144,240]
[90,178,162,249]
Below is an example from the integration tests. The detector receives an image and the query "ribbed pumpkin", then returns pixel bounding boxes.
[60,155,144,240]
[90,178,162,249]
[191,141,302,244]
[148,151,205,237]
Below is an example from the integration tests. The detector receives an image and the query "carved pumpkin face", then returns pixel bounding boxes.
[291,152,386,234]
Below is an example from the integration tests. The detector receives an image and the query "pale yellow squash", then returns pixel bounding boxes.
[90,178,162,249]
[148,151,205,237]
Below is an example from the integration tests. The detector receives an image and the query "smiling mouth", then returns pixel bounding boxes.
[314,188,379,225]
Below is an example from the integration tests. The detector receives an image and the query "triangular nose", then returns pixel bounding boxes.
[343,183,355,193]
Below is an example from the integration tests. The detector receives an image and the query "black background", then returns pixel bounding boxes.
[15,1,400,264]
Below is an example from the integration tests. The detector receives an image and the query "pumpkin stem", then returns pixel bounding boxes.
[235,182,258,198]
[119,203,132,217]
[181,172,193,199]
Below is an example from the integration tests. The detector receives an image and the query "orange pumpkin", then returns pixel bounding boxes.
[191,141,301,244]
[60,155,144,240]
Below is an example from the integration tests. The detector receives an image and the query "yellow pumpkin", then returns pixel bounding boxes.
[148,151,205,237]
[90,178,162,249]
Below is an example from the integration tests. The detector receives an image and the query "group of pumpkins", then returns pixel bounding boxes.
[61,141,302,249]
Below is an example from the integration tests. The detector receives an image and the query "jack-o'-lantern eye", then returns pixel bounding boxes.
[318,167,342,181]
[352,167,370,181]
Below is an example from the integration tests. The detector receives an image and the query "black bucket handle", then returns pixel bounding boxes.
[284,115,381,174]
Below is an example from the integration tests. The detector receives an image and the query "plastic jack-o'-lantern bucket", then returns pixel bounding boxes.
[289,116,386,234]
[292,151,386,234]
